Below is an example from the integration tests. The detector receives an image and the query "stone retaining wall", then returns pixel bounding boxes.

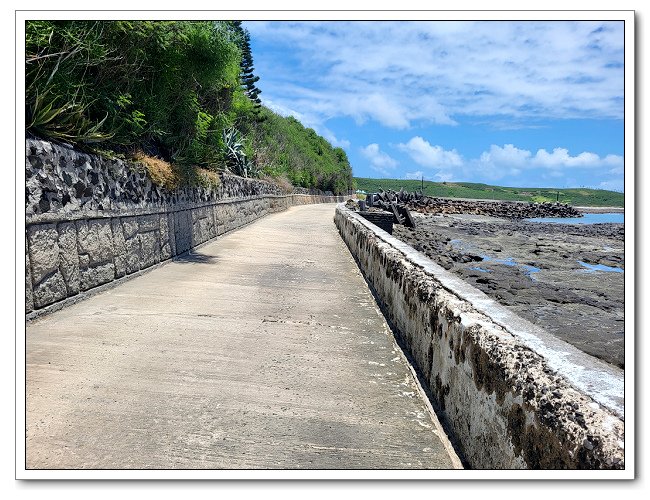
[25,139,345,317]
[25,139,290,221]
[335,204,624,470]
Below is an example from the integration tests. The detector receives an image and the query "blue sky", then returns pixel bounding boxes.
[245,20,625,191]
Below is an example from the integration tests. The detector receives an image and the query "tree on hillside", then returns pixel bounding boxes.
[228,21,263,113]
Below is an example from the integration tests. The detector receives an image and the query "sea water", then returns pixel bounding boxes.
[525,213,624,224]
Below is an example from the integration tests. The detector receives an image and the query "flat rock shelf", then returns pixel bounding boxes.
[394,213,625,369]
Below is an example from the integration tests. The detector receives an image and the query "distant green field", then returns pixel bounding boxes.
[353,178,624,207]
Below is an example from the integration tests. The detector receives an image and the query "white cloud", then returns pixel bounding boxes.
[604,155,625,167]
[345,93,411,129]
[360,143,399,176]
[396,137,463,168]
[247,20,624,130]
[392,137,624,187]
[474,145,624,175]
[531,148,623,169]
[479,144,531,167]
[532,148,598,168]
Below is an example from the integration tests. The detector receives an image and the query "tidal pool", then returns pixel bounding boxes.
[480,254,541,279]
[577,260,624,273]
[525,213,624,224]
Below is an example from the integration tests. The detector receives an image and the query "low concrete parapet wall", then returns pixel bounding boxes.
[335,204,624,470]
[25,139,345,317]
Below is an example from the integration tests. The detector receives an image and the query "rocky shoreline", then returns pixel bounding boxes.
[393,213,625,369]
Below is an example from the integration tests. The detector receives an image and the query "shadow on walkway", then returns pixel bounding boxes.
[174,251,219,264]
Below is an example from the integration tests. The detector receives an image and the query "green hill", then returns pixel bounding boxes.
[353,178,624,207]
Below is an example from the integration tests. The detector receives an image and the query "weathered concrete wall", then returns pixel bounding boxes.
[25,139,345,317]
[335,205,624,470]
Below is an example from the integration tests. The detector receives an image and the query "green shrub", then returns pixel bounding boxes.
[248,110,353,194]
[26,20,241,168]
[26,20,352,193]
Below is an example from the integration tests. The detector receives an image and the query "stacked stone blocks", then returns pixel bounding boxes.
[25,139,346,315]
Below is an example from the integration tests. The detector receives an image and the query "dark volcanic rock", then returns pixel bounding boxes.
[394,213,624,368]
[366,189,582,219]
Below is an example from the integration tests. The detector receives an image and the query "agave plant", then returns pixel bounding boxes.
[27,90,113,144]
[222,127,258,178]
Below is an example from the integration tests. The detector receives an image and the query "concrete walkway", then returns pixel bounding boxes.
[26,204,460,470]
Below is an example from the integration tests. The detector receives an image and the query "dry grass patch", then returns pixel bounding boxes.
[197,167,222,188]
[132,151,181,190]
[261,174,293,194]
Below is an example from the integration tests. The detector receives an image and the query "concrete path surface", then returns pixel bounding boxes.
[26,204,460,470]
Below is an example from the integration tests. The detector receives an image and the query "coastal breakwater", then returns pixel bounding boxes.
[335,204,624,469]
[414,198,581,218]
[25,139,344,317]
[367,189,582,219]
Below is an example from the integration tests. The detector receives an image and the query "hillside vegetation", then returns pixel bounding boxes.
[354,178,624,207]
[246,111,352,194]
[25,20,352,194]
